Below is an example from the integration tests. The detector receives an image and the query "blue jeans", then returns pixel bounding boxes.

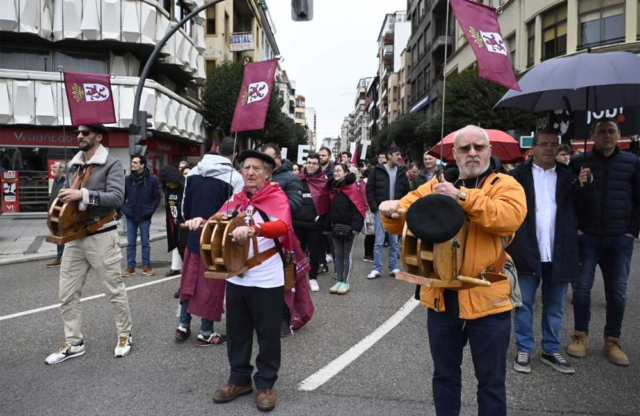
[573,233,635,338]
[179,300,213,336]
[126,219,151,268]
[428,290,511,416]
[515,263,568,354]
[373,211,398,272]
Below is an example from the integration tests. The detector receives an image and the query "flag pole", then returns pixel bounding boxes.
[438,0,451,177]
[57,66,69,185]
[226,131,239,217]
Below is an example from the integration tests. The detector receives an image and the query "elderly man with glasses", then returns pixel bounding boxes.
[379,125,527,416]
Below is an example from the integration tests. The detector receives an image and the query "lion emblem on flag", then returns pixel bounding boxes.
[241,81,269,106]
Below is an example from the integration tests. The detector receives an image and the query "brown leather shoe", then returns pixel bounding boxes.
[46,259,62,268]
[604,337,630,366]
[122,267,136,277]
[142,266,155,276]
[256,389,276,412]
[212,383,253,404]
[566,331,588,358]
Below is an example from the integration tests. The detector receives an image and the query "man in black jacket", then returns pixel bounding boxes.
[365,147,411,279]
[567,118,640,366]
[508,130,593,374]
[261,143,303,213]
[294,153,330,292]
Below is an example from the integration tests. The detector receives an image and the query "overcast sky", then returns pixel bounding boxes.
[266,0,407,143]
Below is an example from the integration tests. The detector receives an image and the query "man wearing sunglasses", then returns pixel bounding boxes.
[45,124,133,365]
[379,125,527,416]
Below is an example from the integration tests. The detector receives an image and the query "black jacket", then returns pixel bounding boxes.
[570,147,640,237]
[366,163,412,212]
[329,173,364,234]
[293,170,326,230]
[122,168,161,222]
[271,159,303,214]
[47,177,66,210]
[507,161,587,283]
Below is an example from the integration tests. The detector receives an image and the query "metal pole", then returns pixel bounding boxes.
[438,0,451,172]
[131,0,226,128]
[57,66,69,186]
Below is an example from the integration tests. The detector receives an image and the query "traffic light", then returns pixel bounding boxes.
[129,111,153,156]
[291,0,313,21]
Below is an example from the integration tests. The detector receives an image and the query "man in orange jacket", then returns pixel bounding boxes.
[380,125,526,416]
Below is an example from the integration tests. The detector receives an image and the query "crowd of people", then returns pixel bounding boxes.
[42,118,638,415]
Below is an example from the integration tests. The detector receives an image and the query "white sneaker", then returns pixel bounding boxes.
[114,335,132,358]
[390,269,401,277]
[326,254,333,263]
[309,279,320,292]
[45,341,85,365]
[367,270,381,280]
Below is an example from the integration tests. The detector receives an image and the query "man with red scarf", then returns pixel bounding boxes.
[213,150,313,412]
[294,152,331,292]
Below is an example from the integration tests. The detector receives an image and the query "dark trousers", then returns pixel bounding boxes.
[427,291,511,416]
[56,244,65,261]
[295,227,323,280]
[322,234,334,264]
[226,282,284,389]
[573,233,635,338]
[364,234,374,258]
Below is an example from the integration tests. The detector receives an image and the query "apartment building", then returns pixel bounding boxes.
[0,0,208,212]
[353,77,373,145]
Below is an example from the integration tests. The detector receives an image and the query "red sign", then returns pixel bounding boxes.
[1,171,20,213]
[450,0,521,91]
[63,71,116,125]
[230,58,279,133]
[187,144,202,156]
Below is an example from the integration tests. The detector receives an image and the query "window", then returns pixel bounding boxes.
[417,73,423,96]
[542,5,567,60]
[425,65,431,91]
[205,59,216,74]
[579,0,625,48]
[0,48,50,71]
[527,21,535,67]
[418,35,424,57]
[506,34,516,64]
[54,52,107,74]
[419,0,425,19]
[206,5,216,35]
[412,45,417,64]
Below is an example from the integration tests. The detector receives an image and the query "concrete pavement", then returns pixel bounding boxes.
[0,237,638,415]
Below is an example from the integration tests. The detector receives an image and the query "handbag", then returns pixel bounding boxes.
[332,223,352,239]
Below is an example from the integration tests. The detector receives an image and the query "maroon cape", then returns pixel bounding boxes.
[220,182,314,331]
[331,180,367,219]
[180,248,226,322]
[299,169,331,215]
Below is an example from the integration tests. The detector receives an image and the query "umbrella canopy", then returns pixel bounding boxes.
[428,129,524,164]
[494,51,640,112]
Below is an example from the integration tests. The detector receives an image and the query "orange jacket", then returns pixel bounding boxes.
[382,172,527,320]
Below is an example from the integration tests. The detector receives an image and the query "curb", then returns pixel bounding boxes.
[0,232,167,266]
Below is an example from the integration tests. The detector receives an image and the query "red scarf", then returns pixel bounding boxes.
[299,169,330,215]
[220,182,314,330]
[331,179,367,219]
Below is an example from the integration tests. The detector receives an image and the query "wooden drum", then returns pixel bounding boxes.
[46,198,88,245]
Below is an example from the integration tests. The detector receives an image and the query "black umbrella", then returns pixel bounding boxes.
[494,51,640,113]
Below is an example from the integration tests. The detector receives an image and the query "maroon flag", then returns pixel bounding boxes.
[63,72,116,125]
[230,59,279,133]
[450,0,521,91]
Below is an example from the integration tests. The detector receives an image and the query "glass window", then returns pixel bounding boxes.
[579,0,625,48]
[417,73,423,96]
[506,34,516,64]
[418,35,424,57]
[0,48,50,71]
[206,5,216,35]
[425,65,431,90]
[54,52,106,74]
[527,21,535,67]
[205,59,216,74]
[542,4,567,60]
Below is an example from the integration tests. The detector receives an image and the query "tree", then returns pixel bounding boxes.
[201,60,306,151]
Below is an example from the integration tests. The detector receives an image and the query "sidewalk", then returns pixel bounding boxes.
[0,211,167,266]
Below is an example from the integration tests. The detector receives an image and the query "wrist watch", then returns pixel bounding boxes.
[458,189,468,202]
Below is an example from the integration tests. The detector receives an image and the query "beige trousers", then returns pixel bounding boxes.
[58,230,132,344]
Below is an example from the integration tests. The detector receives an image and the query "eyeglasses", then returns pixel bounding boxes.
[74,130,93,137]
[536,142,559,148]
[456,144,490,154]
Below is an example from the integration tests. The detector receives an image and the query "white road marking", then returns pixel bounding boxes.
[298,296,420,392]
[0,275,180,322]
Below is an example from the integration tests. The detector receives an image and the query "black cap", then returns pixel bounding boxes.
[78,124,109,134]
[406,195,465,244]
[238,150,276,167]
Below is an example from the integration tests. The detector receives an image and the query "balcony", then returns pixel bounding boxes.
[431,35,453,55]
[380,87,388,103]
[383,45,394,62]
[381,66,392,83]
[0,69,205,142]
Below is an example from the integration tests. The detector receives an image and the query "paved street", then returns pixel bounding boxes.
[0,237,638,416]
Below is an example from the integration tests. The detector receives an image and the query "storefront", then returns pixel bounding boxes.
[0,127,202,212]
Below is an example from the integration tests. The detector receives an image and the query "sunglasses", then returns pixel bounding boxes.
[74,129,93,137]
[456,144,490,154]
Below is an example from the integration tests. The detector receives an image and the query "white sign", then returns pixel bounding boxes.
[360,140,371,160]
[230,33,255,52]
[247,82,269,104]
[297,145,311,165]
[479,31,507,55]
[349,142,357,158]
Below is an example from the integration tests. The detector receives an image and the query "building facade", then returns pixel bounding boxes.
[353,77,373,146]
[0,0,209,212]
